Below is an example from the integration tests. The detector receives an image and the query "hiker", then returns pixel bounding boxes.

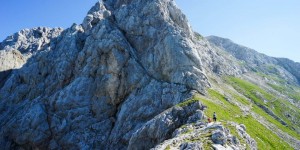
[213,112,217,122]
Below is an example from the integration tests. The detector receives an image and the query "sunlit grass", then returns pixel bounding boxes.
[225,77,300,140]
[192,89,293,149]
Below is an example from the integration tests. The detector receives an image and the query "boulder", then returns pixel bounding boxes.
[211,130,226,145]
[180,141,202,150]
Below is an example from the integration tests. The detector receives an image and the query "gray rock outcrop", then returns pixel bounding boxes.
[0,0,212,149]
[0,50,25,72]
[128,101,204,150]
[152,122,254,150]
[0,27,63,88]
[0,50,25,88]
[236,124,257,150]
[0,27,63,55]
[211,129,227,145]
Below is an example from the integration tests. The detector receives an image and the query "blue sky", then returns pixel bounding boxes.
[0,0,97,39]
[0,0,299,62]
[176,0,300,62]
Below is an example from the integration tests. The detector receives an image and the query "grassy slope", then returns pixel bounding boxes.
[257,72,300,103]
[225,76,300,139]
[191,89,293,149]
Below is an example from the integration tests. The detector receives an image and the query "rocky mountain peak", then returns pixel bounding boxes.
[82,1,112,32]
[1,1,300,149]
[0,0,212,149]
[87,0,210,93]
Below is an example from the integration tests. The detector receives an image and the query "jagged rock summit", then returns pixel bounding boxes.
[0,0,213,149]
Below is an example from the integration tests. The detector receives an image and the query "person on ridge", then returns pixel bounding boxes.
[213,112,217,122]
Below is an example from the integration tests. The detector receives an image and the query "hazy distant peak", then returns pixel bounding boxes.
[207,35,300,84]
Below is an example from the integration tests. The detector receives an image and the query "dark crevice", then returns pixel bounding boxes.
[44,101,54,139]
[107,100,123,146]
[0,69,14,89]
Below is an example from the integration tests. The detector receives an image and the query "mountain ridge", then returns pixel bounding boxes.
[207,35,300,85]
[0,0,299,149]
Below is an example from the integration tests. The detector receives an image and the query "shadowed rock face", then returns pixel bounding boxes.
[0,0,211,149]
[0,27,63,89]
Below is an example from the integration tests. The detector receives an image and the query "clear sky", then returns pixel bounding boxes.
[0,0,299,62]
[0,0,97,40]
[176,0,300,62]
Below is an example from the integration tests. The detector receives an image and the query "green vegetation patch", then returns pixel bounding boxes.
[176,97,201,107]
[194,90,293,149]
[225,77,273,106]
[256,72,286,84]
[164,145,171,150]
[268,83,300,102]
[267,83,286,93]
[225,76,300,139]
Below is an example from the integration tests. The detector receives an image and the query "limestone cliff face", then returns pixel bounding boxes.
[0,0,213,149]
